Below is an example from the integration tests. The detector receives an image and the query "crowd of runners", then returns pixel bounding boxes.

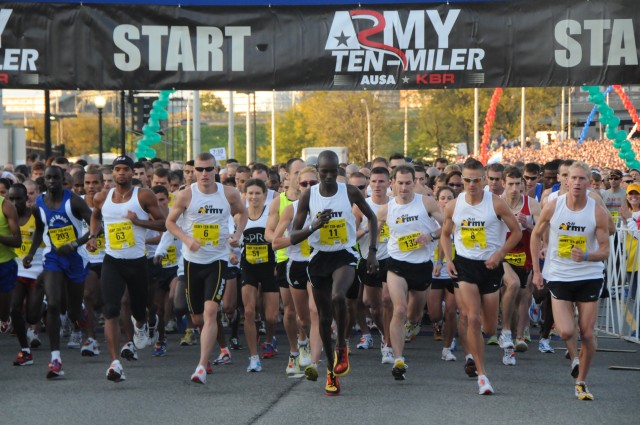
[1,150,635,400]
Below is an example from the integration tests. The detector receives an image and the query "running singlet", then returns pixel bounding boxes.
[307,183,357,254]
[242,203,275,265]
[276,192,294,264]
[286,201,311,262]
[181,182,231,264]
[387,194,439,264]
[543,194,603,282]
[102,187,149,259]
[452,191,506,261]
[0,196,17,263]
[79,197,105,264]
[35,190,84,257]
[15,214,44,279]
[359,196,391,261]
[504,195,534,270]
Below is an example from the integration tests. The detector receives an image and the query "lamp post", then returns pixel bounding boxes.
[361,99,371,162]
[94,94,107,164]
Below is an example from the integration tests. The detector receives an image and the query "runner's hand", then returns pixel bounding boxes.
[229,234,240,248]
[571,247,586,262]
[86,238,97,253]
[153,255,164,265]
[484,253,502,270]
[434,262,442,277]
[446,261,458,278]
[532,271,544,290]
[186,237,201,252]
[366,251,379,274]
[23,254,33,269]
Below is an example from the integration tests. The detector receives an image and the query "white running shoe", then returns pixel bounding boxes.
[120,341,138,361]
[298,342,311,367]
[131,316,149,349]
[478,375,494,395]
[538,338,555,353]
[498,332,514,349]
[106,360,126,382]
[191,365,207,384]
[381,346,394,364]
[81,338,100,356]
[285,355,300,375]
[247,355,262,372]
[502,348,516,366]
[441,347,457,361]
[357,334,373,349]
[67,330,83,349]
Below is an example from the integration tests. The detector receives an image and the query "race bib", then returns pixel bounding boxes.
[434,244,456,262]
[461,226,486,249]
[505,252,526,267]
[193,223,220,247]
[246,243,269,264]
[379,224,390,243]
[300,239,311,257]
[398,232,422,252]
[162,244,178,267]
[319,219,347,245]
[49,225,76,249]
[610,210,619,219]
[88,235,105,255]
[558,235,586,259]
[15,242,31,259]
[107,222,135,250]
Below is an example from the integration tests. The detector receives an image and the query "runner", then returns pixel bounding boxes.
[25,166,93,379]
[87,156,166,383]
[441,158,522,395]
[375,164,443,380]
[0,184,22,345]
[165,152,247,384]
[531,161,610,400]
[289,150,378,396]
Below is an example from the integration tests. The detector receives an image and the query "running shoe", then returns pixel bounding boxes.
[502,348,516,366]
[523,327,531,343]
[285,354,300,375]
[571,357,580,378]
[392,358,407,380]
[515,337,528,352]
[464,358,477,377]
[441,347,456,361]
[81,338,100,357]
[325,370,340,396]
[120,341,138,361]
[357,334,373,350]
[247,355,262,372]
[450,337,458,352]
[433,323,443,341]
[46,359,64,379]
[258,321,266,336]
[262,343,276,359]
[106,360,126,383]
[27,328,41,348]
[381,346,394,364]
[230,337,242,350]
[529,297,542,323]
[478,375,494,395]
[333,347,350,376]
[213,348,232,365]
[575,382,594,400]
[486,335,499,346]
[148,314,159,347]
[191,365,207,384]
[206,360,213,374]
[271,336,278,352]
[180,329,197,346]
[498,332,515,349]
[538,338,554,353]
[152,341,167,357]
[59,314,71,338]
[67,330,83,349]
[13,351,33,366]
[131,316,149,349]
[164,319,177,334]
[298,342,311,367]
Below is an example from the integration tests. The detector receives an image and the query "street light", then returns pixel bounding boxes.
[361,99,371,162]
[94,94,107,164]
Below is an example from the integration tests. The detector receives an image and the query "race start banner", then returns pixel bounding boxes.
[0,0,639,90]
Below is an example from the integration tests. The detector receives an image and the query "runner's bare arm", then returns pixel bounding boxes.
[271,204,294,251]
[0,199,21,248]
[226,186,247,246]
[132,188,166,232]
[264,196,281,243]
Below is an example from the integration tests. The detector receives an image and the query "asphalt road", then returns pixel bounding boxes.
[1,326,639,425]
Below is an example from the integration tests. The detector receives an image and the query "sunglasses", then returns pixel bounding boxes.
[624,180,634,184]
[523,176,538,181]
[487,177,502,182]
[356,185,367,190]
[609,177,620,181]
[449,183,463,187]
[195,166,215,173]
[299,180,318,188]
[461,176,483,183]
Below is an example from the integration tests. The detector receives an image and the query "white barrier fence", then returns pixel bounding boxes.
[597,227,639,343]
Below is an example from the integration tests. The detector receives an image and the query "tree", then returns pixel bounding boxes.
[200,92,226,113]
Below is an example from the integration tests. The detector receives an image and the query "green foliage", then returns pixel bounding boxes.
[200,92,226,113]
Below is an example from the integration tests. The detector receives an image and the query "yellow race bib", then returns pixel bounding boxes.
[461,226,486,249]
[398,232,422,252]
[505,252,526,267]
[558,235,586,259]
[434,244,456,262]
[246,243,269,264]
[49,225,76,249]
[162,245,178,267]
[107,222,135,250]
[379,224,390,243]
[88,235,105,255]
[300,239,311,257]
[193,223,220,247]
[319,219,347,246]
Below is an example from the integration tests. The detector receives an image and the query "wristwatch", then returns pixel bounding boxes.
[430,232,440,240]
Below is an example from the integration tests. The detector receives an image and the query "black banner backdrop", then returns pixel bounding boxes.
[0,0,639,90]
